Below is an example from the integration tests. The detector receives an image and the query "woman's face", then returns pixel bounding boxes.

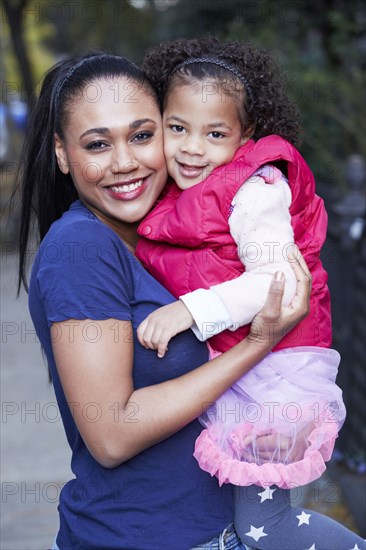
[55,77,167,230]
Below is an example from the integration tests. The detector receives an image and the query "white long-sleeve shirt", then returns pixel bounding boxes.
[180,166,297,341]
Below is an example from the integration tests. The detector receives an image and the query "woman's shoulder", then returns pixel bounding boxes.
[32,201,137,306]
[40,200,125,255]
[36,200,136,279]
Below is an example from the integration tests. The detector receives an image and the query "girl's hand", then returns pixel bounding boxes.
[137,301,194,358]
[248,249,311,350]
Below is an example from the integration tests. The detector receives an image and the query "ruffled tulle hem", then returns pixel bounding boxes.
[193,423,339,489]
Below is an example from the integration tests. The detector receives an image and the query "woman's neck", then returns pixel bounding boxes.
[86,206,140,253]
[108,220,140,253]
[116,223,140,253]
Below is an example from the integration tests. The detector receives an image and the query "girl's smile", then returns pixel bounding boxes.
[176,161,210,180]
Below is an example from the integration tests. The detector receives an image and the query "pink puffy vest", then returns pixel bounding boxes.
[136,135,332,352]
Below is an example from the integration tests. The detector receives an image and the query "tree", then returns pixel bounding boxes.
[3,0,35,110]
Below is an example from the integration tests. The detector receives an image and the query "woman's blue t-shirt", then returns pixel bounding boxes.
[29,201,234,550]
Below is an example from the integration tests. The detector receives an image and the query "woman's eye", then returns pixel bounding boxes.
[132,131,153,142]
[209,131,225,139]
[86,141,108,151]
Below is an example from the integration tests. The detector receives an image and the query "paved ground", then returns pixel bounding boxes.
[1,252,71,550]
[1,251,364,549]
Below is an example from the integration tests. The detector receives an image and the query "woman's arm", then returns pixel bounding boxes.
[52,253,310,468]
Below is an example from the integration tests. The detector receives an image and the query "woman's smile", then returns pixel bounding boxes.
[106,177,148,200]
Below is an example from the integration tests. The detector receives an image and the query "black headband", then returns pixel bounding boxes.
[170,57,254,105]
[54,56,93,111]
[54,54,139,112]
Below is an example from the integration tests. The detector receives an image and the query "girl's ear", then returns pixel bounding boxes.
[240,126,255,146]
[54,133,70,174]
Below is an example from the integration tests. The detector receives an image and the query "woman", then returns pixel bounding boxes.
[16,52,310,550]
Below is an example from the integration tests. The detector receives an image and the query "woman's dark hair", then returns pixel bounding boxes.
[142,36,301,146]
[15,51,157,292]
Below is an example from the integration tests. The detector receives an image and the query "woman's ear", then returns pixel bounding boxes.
[54,133,70,174]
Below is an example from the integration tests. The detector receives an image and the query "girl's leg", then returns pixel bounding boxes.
[234,484,365,550]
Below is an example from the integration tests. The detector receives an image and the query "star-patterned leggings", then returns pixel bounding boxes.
[234,484,365,550]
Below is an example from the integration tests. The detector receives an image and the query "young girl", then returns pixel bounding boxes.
[136,38,364,549]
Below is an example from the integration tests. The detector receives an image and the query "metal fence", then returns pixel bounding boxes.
[320,155,366,473]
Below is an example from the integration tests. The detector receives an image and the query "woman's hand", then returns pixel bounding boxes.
[247,249,311,352]
[241,423,315,465]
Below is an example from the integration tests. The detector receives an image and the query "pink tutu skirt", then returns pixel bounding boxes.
[194,347,345,489]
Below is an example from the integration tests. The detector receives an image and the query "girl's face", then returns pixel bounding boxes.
[163,81,249,190]
[55,77,167,234]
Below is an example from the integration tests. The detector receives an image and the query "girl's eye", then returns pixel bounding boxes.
[208,131,225,139]
[170,125,185,133]
[132,131,153,143]
[86,141,109,151]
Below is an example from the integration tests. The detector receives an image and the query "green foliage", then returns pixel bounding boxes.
[3,0,365,187]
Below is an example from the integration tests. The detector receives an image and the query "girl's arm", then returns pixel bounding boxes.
[192,170,297,333]
[52,254,310,468]
[137,170,296,351]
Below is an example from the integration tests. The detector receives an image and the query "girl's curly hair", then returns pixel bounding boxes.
[142,36,301,146]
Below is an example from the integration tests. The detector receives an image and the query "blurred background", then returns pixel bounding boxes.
[1,0,365,548]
